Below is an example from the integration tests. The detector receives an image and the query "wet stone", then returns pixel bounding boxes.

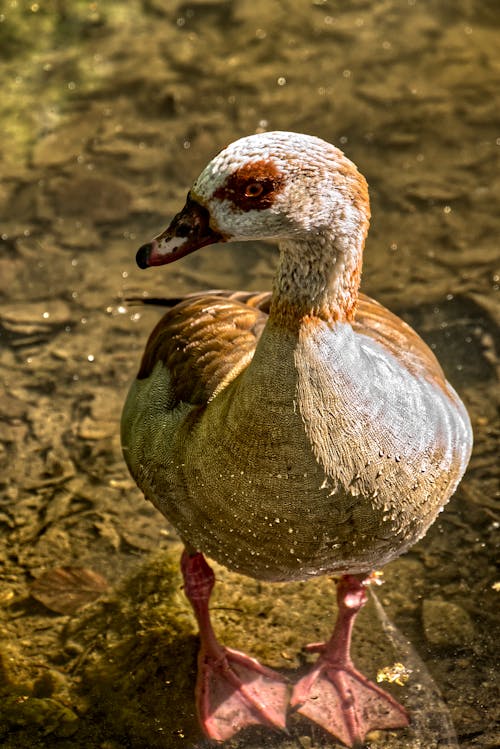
[2,696,79,737]
[90,135,168,173]
[49,176,133,223]
[0,183,13,219]
[119,514,167,552]
[0,392,28,421]
[0,300,71,329]
[53,218,102,249]
[32,125,89,168]
[422,599,475,648]
[0,300,72,343]
[405,179,466,203]
[78,417,116,441]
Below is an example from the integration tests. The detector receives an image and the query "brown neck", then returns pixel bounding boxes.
[269,220,368,330]
[269,158,370,329]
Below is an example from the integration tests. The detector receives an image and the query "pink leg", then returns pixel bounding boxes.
[181,549,289,741]
[290,575,409,748]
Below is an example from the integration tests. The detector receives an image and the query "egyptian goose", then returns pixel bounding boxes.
[121,131,472,746]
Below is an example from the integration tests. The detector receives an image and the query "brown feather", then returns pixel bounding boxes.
[137,294,267,404]
[137,289,447,406]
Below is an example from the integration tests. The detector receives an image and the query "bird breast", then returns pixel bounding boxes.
[123,317,471,582]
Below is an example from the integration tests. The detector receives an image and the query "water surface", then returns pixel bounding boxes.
[0,2,498,748]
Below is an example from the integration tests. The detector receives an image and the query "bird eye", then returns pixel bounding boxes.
[244,182,264,198]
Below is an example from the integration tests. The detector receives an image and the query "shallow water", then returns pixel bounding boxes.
[0,1,498,748]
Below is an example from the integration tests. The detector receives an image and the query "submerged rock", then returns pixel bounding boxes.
[422,599,475,648]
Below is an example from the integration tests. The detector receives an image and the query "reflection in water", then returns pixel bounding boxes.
[371,590,459,749]
[0,1,498,748]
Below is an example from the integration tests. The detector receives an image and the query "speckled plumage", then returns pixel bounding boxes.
[122,292,470,581]
[122,132,472,581]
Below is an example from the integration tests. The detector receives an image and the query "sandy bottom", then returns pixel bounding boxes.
[0,2,498,747]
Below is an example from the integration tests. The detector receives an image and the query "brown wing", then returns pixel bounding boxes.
[137,288,447,408]
[137,293,269,405]
[177,289,272,312]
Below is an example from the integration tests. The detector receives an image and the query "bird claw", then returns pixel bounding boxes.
[303,641,326,654]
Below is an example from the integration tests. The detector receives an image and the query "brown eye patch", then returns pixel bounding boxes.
[214,159,284,212]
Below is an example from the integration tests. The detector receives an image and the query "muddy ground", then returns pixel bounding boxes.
[0,2,498,748]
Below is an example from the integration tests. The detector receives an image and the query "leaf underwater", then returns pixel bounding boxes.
[31,567,109,615]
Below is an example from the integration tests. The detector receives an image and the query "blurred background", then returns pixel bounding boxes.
[0,2,498,748]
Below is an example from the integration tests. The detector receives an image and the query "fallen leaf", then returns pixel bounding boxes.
[31,567,109,615]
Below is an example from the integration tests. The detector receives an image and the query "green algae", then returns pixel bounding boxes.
[66,545,200,748]
[0,546,199,748]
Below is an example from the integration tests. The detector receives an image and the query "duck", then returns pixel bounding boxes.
[121,131,473,747]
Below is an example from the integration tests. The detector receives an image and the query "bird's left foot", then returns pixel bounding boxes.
[181,549,288,742]
[197,643,289,741]
[290,575,409,748]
